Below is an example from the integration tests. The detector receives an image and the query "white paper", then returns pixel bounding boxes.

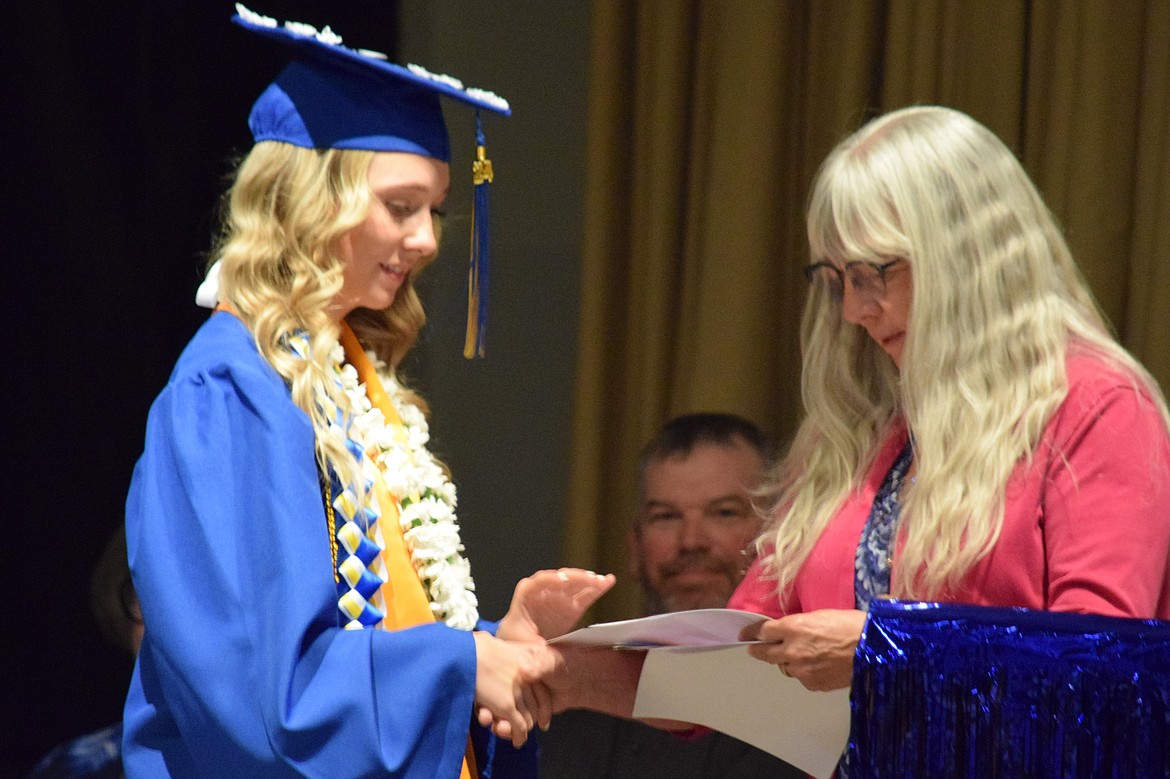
[549,610,851,778]
[548,608,766,648]
[633,645,850,779]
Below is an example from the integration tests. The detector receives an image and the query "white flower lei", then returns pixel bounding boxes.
[329,343,479,630]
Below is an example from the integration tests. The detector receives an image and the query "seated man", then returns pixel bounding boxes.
[540,413,802,778]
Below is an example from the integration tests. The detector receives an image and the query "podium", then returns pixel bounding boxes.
[848,600,1170,777]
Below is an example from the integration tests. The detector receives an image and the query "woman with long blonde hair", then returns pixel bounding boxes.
[123,8,612,777]
[729,105,1170,691]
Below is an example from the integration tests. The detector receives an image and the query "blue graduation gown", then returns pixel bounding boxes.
[122,312,536,778]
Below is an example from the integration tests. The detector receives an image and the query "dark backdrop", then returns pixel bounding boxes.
[3,2,400,773]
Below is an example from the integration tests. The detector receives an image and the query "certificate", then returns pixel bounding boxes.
[551,609,850,779]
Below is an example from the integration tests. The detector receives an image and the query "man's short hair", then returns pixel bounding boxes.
[637,412,775,479]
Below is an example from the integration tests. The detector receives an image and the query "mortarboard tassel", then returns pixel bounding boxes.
[464,113,493,359]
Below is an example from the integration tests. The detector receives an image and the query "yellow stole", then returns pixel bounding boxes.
[338,322,478,779]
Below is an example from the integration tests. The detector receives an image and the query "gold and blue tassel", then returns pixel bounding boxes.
[464,113,493,359]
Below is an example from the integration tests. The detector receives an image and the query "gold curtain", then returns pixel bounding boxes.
[566,0,1170,622]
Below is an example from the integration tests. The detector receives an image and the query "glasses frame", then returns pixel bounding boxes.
[803,257,907,303]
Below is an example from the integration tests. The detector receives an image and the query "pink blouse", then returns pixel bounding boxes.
[730,352,1170,621]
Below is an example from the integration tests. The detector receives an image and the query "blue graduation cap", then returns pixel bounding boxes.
[229,4,511,357]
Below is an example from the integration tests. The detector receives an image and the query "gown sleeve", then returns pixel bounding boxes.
[122,323,525,777]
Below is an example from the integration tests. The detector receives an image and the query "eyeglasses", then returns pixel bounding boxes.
[803,257,907,303]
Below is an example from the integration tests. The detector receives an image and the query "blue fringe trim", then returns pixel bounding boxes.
[849,600,1170,777]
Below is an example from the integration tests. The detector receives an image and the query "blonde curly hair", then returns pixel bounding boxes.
[210,141,438,505]
[762,106,1170,600]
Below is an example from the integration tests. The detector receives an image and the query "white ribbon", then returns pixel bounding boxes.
[195,259,223,309]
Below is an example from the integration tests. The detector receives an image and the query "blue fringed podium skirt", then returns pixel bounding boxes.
[848,600,1170,778]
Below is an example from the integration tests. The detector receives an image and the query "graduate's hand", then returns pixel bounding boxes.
[743,608,866,691]
[472,632,558,744]
[497,568,615,643]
